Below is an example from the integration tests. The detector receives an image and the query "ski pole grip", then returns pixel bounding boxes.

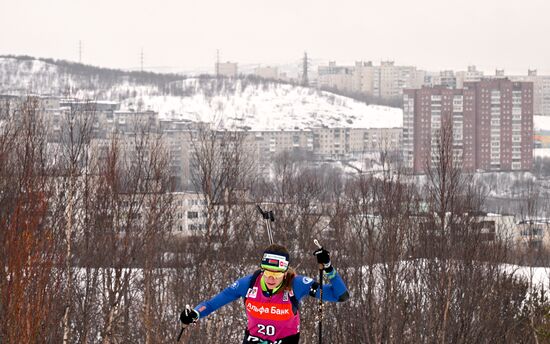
[314,239,322,249]
[314,239,324,270]
[177,305,193,342]
[256,205,269,220]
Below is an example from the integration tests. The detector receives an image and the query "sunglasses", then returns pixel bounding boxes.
[262,269,285,278]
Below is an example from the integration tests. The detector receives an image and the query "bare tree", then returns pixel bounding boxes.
[0,98,64,342]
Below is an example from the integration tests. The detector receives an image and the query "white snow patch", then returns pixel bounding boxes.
[503,264,550,290]
[123,79,402,131]
[535,116,550,131]
[535,148,550,158]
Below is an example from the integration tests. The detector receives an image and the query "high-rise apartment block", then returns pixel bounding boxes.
[403,79,533,173]
[318,61,354,92]
[318,61,424,99]
[456,66,484,88]
[508,70,550,117]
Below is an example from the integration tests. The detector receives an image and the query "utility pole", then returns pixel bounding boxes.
[302,51,309,86]
[79,40,82,63]
[140,48,144,72]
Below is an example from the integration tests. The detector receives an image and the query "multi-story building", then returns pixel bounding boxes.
[254,66,279,80]
[352,61,376,95]
[514,219,550,250]
[438,70,457,89]
[215,62,238,78]
[403,79,533,173]
[164,130,193,190]
[378,61,422,99]
[425,70,458,89]
[172,192,207,234]
[317,61,354,92]
[509,70,550,117]
[456,66,484,88]
[318,61,423,99]
[238,127,402,173]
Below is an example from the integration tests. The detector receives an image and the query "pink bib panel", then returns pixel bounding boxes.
[244,275,300,341]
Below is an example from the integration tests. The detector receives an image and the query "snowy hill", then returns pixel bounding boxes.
[0,56,403,131]
[119,79,403,130]
[0,55,181,95]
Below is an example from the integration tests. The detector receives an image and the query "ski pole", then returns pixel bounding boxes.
[176,326,185,342]
[177,305,193,342]
[256,205,275,244]
[314,239,323,344]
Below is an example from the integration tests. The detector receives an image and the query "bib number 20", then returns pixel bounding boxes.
[257,324,276,336]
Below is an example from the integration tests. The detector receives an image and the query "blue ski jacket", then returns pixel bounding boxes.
[194,269,349,318]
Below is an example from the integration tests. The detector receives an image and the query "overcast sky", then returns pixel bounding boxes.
[1,0,549,74]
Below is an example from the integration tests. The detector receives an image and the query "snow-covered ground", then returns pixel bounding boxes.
[535,116,550,131]
[120,79,403,131]
[535,148,550,158]
[504,264,550,290]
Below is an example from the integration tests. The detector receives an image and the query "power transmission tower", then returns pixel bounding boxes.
[302,51,309,86]
[140,48,144,72]
[79,41,82,63]
[216,49,220,78]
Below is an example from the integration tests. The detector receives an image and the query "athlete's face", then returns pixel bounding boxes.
[262,270,286,290]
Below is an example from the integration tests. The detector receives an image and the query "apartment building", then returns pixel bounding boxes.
[309,127,401,159]
[403,79,533,173]
[423,67,550,117]
[312,127,353,158]
[241,127,401,171]
[509,70,550,117]
[318,61,423,99]
[215,62,238,78]
[317,61,354,92]
[254,66,279,80]
[514,219,550,250]
[456,66,484,88]
[378,61,422,98]
[172,192,207,234]
[352,61,376,94]
[164,130,193,190]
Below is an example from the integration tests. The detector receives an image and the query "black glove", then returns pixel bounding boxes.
[180,307,199,325]
[313,247,332,272]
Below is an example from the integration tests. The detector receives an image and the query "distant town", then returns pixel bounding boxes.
[1,55,550,237]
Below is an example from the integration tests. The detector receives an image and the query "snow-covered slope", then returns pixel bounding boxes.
[0,57,403,131]
[0,57,63,93]
[0,56,180,96]
[121,79,403,130]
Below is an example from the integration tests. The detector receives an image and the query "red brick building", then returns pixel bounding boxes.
[403,79,533,173]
